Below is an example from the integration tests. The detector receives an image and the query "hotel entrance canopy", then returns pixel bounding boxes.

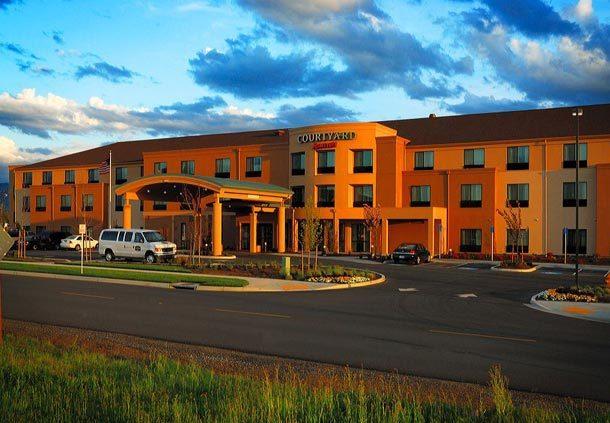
[115,174,292,256]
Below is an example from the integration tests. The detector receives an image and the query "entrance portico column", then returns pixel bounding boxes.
[250,207,258,253]
[123,203,132,229]
[212,195,223,256]
[277,204,286,253]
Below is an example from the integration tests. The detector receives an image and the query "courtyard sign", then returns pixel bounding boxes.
[297,131,356,144]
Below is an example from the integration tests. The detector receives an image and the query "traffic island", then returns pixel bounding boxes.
[529,286,610,323]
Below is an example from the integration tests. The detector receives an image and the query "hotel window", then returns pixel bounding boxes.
[563,143,587,168]
[115,194,124,212]
[460,184,482,207]
[317,150,335,174]
[35,195,46,212]
[22,196,30,212]
[563,229,587,254]
[215,158,230,178]
[414,151,434,170]
[507,146,529,170]
[116,167,128,184]
[153,200,167,211]
[36,226,46,234]
[506,229,529,253]
[410,185,431,207]
[353,150,373,173]
[291,186,305,207]
[154,162,167,175]
[140,166,144,177]
[245,156,262,177]
[317,185,335,207]
[353,185,373,207]
[64,170,75,184]
[60,195,71,212]
[181,161,195,175]
[42,171,52,185]
[507,183,529,207]
[464,148,484,168]
[88,168,99,183]
[460,229,482,252]
[563,182,587,207]
[291,152,305,175]
[82,194,94,212]
[22,172,32,188]
[60,226,71,234]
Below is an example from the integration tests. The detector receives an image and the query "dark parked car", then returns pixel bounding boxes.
[29,231,71,250]
[392,243,431,264]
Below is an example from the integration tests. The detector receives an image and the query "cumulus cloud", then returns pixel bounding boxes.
[190,0,472,100]
[74,62,138,83]
[0,88,358,139]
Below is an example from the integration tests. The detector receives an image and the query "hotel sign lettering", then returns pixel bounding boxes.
[297,131,356,144]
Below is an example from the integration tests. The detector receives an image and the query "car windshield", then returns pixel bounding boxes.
[66,235,78,240]
[397,244,417,250]
[143,231,166,242]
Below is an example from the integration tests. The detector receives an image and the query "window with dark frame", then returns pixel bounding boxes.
[22,196,30,212]
[506,229,529,253]
[153,200,167,210]
[42,171,52,185]
[35,195,46,212]
[460,184,482,207]
[507,183,529,207]
[317,185,335,207]
[291,186,305,207]
[245,156,262,177]
[180,161,195,175]
[88,168,99,183]
[215,158,230,178]
[563,143,587,168]
[460,229,482,252]
[317,150,335,174]
[154,162,167,175]
[115,194,124,212]
[507,146,529,170]
[291,152,305,175]
[464,148,484,168]
[64,169,75,184]
[353,150,373,173]
[563,182,587,207]
[60,195,71,212]
[22,172,32,188]
[563,229,587,254]
[60,226,71,234]
[414,151,434,170]
[410,185,431,207]
[82,194,94,211]
[115,167,128,184]
[353,185,373,207]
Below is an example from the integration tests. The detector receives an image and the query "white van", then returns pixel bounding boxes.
[98,229,177,263]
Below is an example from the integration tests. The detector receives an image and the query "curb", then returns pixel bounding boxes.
[528,290,610,324]
[491,265,539,273]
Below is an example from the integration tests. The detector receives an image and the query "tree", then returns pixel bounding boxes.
[363,203,382,258]
[497,201,524,265]
[301,197,322,271]
[180,186,208,265]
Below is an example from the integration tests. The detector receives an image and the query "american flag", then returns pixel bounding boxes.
[98,158,110,174]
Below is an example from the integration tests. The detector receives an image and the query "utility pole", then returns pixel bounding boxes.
[572,108,583,290]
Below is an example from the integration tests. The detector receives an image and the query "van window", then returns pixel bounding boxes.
[101,231,118,241]
[143,231,165,242]
[134,233,144,243]
[118,231,125,242]
[124,232,133,242]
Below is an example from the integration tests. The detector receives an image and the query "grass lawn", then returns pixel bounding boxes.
[0,335,606,422]
[79,261,192,273]
[0,261,247,287]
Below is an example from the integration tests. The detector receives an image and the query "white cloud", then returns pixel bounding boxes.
[176,2,206,12]
[571,0,594,22]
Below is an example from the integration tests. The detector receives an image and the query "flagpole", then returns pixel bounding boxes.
[108,150,112,229]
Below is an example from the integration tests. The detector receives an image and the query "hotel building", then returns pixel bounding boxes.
[9,104,610,257]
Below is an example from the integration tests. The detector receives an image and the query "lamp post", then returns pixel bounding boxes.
[572,108,583,290]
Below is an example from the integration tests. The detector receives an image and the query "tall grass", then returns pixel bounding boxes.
[0,336,607,422]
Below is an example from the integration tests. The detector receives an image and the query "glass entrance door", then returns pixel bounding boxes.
[241,224,250,251]
[257,223,273,252]
[351,222,370,253]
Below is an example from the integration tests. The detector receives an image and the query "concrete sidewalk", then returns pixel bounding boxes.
[529,292,610,324]
[0,261,385,293]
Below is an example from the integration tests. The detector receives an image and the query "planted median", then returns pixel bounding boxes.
[0,261,248,287]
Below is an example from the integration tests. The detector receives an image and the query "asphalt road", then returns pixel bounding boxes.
[2,259,609,402]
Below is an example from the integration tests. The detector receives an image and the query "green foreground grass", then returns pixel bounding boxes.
[80,260,192,273]
[0,336,606,422]
[0,261,247,287]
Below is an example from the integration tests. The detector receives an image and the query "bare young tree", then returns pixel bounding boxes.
[301,197,321,271]
[497,201,524,265]
[180,186,208,265]
[363,203,382,258]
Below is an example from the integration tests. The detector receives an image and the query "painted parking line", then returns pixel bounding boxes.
[429,329,536,343]
[214,308,291,319]
[60,291,115,300]
[398,288,418,292]
[457,293,477,298]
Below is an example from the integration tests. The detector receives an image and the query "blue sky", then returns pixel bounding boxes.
[0,0,609,181]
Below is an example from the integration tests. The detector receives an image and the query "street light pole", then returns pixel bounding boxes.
[572,108,583,290]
